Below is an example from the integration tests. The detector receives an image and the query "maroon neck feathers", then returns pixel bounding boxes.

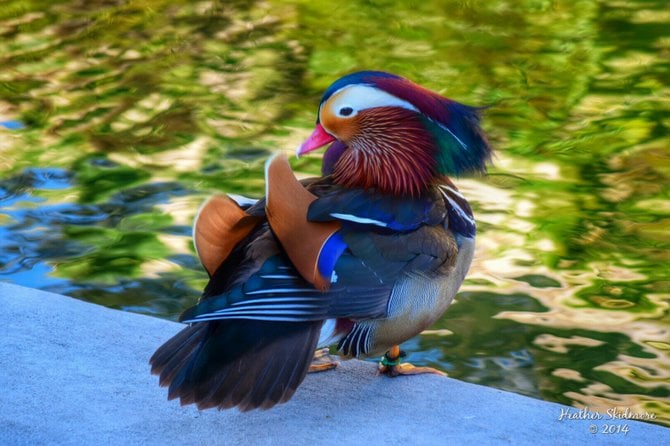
[331,108,437,196]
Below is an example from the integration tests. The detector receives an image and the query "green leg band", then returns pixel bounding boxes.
[380,350,406,367]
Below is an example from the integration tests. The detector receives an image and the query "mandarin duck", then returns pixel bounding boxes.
[150,71,491,411]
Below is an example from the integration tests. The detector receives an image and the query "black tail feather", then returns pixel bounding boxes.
[150,324,208,387]
[149,320,322,411]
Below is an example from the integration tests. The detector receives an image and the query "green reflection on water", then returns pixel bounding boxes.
[1,0,668,425]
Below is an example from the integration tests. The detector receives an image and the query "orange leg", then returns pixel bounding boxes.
[308,348,339,373]
[379,345,447,377]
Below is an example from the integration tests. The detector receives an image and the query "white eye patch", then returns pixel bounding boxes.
[323,85,419,117]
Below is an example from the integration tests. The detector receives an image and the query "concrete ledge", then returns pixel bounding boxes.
[0,282,665,445]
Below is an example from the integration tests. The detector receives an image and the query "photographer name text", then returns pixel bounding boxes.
[558,406,656,421]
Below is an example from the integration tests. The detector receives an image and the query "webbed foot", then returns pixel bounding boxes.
[308,348,339,373]
[379,345,447,377]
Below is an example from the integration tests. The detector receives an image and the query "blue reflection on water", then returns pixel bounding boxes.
[0,120,24,130]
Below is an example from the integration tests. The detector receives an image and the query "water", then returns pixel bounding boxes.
[1,0,668,425]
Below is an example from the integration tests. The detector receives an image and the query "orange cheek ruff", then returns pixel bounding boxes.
[320,103,359,143]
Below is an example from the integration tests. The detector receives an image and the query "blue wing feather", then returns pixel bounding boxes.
[307,186,446,231]
[181,250,392,324]
[316,231,347,281]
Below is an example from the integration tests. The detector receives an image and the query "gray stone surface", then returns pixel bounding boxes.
[0,281,666,445]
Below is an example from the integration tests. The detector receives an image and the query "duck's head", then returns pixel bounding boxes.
[298,70,492,196]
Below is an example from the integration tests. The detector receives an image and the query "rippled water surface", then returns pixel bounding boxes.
[1,0,668,425]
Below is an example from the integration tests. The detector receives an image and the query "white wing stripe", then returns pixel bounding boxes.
[185,308,326,322]
[231,296,323,306]
[260,274,299,279]
[184,315,321,323]
[245,288,316,295]
[439,184,466,200]
[330,213,388,227]
[214,304,322,314]
[441,191,475,225]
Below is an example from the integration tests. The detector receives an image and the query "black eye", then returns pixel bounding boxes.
[339,106,354,116]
